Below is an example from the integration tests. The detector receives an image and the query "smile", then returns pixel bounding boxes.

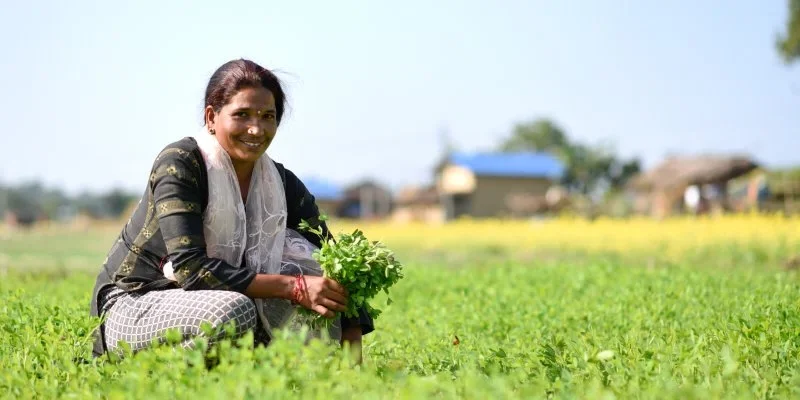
[239,139,264,149]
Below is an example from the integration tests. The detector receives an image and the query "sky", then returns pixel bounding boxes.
[1,0,797,195]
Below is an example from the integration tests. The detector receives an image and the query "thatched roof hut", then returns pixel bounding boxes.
[391,185,445,223]
[394,185,440,206]
[627,155,759,192]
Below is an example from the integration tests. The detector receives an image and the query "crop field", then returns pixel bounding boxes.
[1,214,800,399]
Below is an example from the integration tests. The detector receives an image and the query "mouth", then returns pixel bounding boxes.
[239,139,266,149]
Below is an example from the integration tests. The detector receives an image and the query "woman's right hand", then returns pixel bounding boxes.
[294,275,348,318]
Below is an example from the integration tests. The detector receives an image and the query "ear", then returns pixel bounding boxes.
[204,105,217,132]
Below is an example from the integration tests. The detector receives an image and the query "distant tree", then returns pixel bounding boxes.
[101,187,137,218]
[0,180,137,222]
[5,181,44,223]
[499,119,570,158]
[39,188,70,220]
[777,0,800,64]
[609,158,643,189]
[74,191,109,218]
[0,183,7,216]
[498,118,641,196]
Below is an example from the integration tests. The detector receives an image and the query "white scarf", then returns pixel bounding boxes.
[195,130,290,337]
[163,129,341,342]
[161,130,286,338]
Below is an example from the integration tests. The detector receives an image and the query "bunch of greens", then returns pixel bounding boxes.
[297,216,404,322]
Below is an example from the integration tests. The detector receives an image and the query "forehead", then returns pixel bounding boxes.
[226,86,275,109]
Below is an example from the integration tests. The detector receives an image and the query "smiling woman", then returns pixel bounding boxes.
[88,59,372,359]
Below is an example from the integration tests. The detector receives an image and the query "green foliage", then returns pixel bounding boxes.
[298,216,404,322]
[776,0,800,64]
[0,180,137,221]
[3,232,800,398]
[497,118,641,197]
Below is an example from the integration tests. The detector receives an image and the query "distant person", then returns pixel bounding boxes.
[89,59,372,359]
[684,185,700,214]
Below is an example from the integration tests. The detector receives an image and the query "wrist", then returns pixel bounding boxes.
[245,274,303,300]
[289,274,307,305]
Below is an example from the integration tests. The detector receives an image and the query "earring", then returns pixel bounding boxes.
[209,128,215,135]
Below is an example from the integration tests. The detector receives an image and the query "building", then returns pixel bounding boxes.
[391,184,445,223]
[626,154,759,218]
[337,180,393,220]
[301,177,344,218]
[434,151,565,219]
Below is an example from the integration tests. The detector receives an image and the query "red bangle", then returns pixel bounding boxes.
[291,274,306,305]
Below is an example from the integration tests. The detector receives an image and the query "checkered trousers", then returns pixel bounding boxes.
[100,287,269,353]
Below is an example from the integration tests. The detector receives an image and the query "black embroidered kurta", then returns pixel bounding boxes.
[89,137,373,356]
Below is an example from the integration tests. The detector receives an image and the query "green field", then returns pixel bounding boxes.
[1,222,800,399]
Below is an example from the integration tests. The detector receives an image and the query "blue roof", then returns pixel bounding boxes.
[448,152,564,179]
[302,177,343,200]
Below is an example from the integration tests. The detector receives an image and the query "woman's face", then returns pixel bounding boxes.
[206,86,278,169]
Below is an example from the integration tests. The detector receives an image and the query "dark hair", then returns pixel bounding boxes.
[204,59,287,125]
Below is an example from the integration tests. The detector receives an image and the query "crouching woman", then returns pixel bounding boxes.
[88,58,372,359]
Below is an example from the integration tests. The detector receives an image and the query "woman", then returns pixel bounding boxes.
[89,58,373,358]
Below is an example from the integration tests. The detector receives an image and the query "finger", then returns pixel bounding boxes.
[323,288,348,306]
[325,279,348,296]
[321,297,347,313]
[312,304,335,319]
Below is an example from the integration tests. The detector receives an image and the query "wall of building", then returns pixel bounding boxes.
[314,199,340,217]
[437,165,476,194]
[468,176,553,218]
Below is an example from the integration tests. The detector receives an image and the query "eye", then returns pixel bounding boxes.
[235,111,248,118]
[262,113,275,120]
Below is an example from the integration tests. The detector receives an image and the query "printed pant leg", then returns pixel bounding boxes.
[102,289,260,353]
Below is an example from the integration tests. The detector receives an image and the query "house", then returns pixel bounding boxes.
[626,154,759,218]
[434,151,565,219]
[337,180,393,220]
[728,168,800,214]
[391,184,445,223]
[302,177,344,217]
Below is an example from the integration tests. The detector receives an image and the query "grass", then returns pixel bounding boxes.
[0,215,799,399]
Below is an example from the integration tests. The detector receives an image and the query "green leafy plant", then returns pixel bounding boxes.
[297,214,404,322]
[5,218,800,398]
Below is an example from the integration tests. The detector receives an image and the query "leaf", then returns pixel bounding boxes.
[596,350,614,361]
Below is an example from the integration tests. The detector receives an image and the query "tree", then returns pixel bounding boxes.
[6,181,45,221]
[499,119,570,158]
[101,188,137,218]
[498,118,641,197]
[777,0,800,64]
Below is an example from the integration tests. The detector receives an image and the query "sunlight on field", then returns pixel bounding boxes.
[2,213,798,272]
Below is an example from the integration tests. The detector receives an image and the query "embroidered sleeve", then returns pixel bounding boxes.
[151,147,256,292]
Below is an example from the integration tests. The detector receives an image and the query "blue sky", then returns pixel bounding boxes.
[1,0,797,195]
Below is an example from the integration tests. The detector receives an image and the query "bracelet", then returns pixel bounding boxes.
[291,274,306,305]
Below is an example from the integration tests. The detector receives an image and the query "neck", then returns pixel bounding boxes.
[232,160,255,180]
[232,160,255,200]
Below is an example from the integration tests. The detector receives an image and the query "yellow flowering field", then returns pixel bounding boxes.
[2,213,797,266]
[337,213,799,263]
